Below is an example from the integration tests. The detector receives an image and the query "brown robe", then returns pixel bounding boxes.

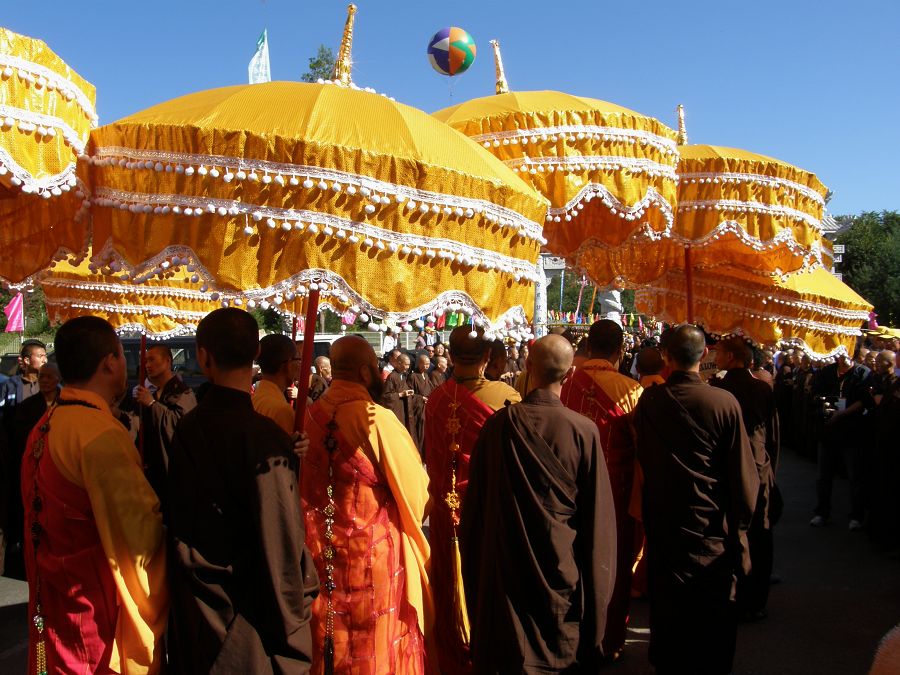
[382,371,427,453]
[711,368,780,615]
[460,388,617,673]
[634,371,758,675]
[141,375,197,502]
[166,384,318,674]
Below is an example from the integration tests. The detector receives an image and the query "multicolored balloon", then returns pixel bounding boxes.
[427,27,476,77]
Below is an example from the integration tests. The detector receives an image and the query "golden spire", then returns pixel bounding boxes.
[490,39,510,95]
[332,3,357,86]
[676,104,688,146]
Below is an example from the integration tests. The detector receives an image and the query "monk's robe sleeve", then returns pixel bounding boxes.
[767,404,781,478]
[253,449,317,672]
[577,427,618,667]
[80,428,168,674]
[150,389,196,451]
[723,408,759,575]
[365,408,435,667]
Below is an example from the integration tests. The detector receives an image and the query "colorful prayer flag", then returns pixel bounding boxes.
[248,29,271,84]
[3,292,24,333]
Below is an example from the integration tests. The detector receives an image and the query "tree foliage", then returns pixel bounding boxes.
[300,45,336,83]
[834,211,900,325]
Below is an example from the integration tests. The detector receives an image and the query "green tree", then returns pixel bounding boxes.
[835,211,900,325]
[300,45,336,82]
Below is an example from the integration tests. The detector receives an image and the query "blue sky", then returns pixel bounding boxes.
[6,0,898,215]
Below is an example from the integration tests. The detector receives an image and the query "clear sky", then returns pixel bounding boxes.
[5,0,898,216]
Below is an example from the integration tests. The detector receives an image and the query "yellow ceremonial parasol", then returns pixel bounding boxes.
[42,248,223,339]
[0,27,95,285]
[670,109,830,320]
[433,40,680,287]
[86,8,546,336]
[635,265,872,359]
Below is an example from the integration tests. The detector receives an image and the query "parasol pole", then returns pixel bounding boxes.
[138,333,147,458]
[684,247,695,324]
[490,39,510,95]
[587,285,598,320]
[293,3,355,434]
[676,105,693,323]
[293,288,320,433]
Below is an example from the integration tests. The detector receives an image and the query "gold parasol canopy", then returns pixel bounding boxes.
[674,137,829,277]
[433,40,680,287]
[0,27,94,285]
[42,248,223,338]
[635,265,872,359]
[85,10,547,335]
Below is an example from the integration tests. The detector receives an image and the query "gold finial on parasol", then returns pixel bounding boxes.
[490,39,510,95]
[676,104,688,146]
[332,3,357,86]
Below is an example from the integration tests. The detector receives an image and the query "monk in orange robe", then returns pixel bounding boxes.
[424,326,521,674]
[301,335,433,674]
[561,319,642,661]
[21,316,167,674]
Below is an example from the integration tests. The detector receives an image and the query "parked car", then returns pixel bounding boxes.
[1,353,20,378]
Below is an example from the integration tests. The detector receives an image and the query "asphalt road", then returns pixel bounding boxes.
[609,447,900,675]
[1,447,897,673]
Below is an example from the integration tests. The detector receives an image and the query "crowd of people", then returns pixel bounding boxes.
[0,311,896,674]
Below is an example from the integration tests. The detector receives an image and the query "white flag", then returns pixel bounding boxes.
[248,29,271,84]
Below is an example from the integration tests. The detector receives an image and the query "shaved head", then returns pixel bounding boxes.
[528,334,575,387]
[666,324,707,369]
[331,335,377,379]
[449,325,491,366]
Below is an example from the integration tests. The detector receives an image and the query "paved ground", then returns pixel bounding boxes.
[1,447,897,673]
[609,447,900,675]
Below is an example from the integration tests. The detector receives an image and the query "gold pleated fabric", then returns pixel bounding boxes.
[673,145,829,276]
[87,81,548,330]
[42,249,223,338]
[635,265,872,359]
[0,27,95,284]
[433,91,680,287]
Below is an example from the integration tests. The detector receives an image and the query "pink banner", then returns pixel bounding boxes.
[3,292,24,333]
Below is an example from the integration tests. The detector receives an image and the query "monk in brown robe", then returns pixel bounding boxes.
[711,337,780,621]
[382,353,427,453]
[560,319,642,659]
[460,335,617,673]
[424,326,521,674]
[167,308,318,673]
[635,325,758,675]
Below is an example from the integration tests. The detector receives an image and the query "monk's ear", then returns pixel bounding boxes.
[561,365,576,385]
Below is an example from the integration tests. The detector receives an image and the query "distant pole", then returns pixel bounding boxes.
[559,269,565,313]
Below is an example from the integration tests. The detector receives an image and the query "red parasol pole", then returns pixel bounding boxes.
[290,314,300,409]
[138,333,147,459]
[293,288,320,433]
[684,246,695,324]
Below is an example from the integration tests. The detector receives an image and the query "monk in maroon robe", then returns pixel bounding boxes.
[560,319,642,659]
[424,326,521,674]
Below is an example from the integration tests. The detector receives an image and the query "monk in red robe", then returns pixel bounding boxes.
[560,319,642,660]
[302,335,433,674]
[424,326,521,674]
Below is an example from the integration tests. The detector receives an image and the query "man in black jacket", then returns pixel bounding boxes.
[810,351,874,530]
